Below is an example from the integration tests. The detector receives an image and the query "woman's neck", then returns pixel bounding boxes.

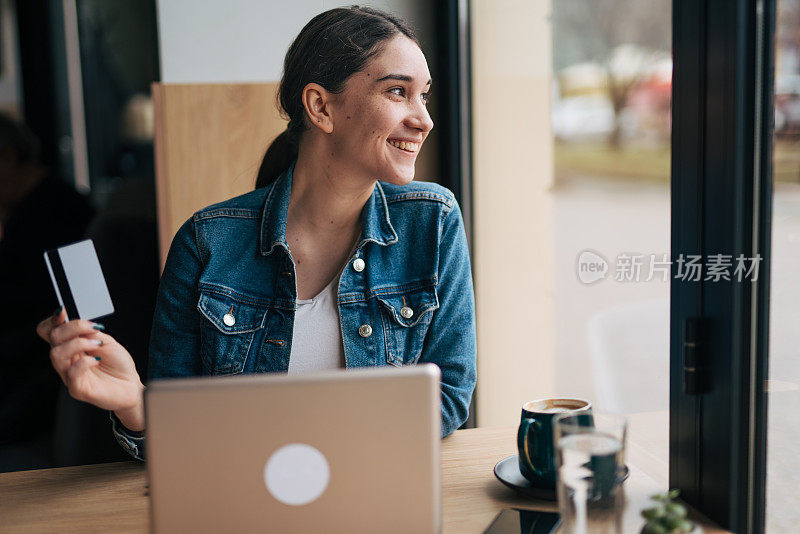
[288,143,375,236]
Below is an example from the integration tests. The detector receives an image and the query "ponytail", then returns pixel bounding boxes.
[255,127,299,189]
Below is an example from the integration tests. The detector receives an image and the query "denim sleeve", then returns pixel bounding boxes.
[146,217,203,379]
[111,217,204,459]
[110,411,145,461]
[419,198,477,437]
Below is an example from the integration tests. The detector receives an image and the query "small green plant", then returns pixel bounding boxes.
[640,489,696,534]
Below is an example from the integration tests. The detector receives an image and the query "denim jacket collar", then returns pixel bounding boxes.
[259,160,398,256]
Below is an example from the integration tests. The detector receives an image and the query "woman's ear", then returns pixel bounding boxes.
[302,83,335,134]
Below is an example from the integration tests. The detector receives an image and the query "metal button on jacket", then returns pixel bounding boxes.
[353,258,365,272]
[223,313,236,327]
[400,306,414,319]
[358,324,373,337]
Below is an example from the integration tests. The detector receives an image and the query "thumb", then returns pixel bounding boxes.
[53,306,67,326]
[37,306,68,343]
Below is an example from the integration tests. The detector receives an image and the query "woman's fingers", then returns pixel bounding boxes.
[49,335,105,376]
[60,343,141,412]
[36,307,67,343]
[49,318,105,346]
[64,355,98,404]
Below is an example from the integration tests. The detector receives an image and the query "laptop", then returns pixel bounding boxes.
[145,364,442,533]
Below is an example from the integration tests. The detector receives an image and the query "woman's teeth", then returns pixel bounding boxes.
[388,139,419,152]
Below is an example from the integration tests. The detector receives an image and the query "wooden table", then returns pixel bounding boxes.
[0,426,726,533]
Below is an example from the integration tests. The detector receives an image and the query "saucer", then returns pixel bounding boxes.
[493,455,630,501]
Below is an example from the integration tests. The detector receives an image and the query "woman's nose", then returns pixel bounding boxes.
[408,104,434,133]
[420,109,434,133]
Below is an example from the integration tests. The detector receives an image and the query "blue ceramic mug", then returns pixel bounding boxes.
[517,398,592,488]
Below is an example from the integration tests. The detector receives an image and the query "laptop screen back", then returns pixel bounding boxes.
[145,365,441,534]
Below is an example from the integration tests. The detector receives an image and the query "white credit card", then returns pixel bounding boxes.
[44,239,114,321]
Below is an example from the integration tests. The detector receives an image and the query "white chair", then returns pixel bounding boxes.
[587,298,669,414]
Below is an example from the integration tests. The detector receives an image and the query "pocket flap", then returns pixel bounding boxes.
[197,291,267,334]
[376,284,439,327]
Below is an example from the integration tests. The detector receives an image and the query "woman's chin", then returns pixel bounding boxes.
[382,165,416,185]
[384,174,415,186]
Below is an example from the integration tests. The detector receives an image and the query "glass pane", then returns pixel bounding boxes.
[473,0,670,481]
[552,0,671,485]
[767,0,800,529]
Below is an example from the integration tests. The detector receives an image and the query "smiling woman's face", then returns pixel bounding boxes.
[327,34,434,185]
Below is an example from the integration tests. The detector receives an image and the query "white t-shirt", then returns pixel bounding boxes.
[286,271,345,373]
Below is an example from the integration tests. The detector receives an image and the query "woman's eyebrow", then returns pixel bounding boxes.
[375,73,432,86]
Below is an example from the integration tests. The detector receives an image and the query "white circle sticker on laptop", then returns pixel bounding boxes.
[264,443,330,506]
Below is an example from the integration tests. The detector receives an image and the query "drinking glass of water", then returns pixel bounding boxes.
[553,412,628,534]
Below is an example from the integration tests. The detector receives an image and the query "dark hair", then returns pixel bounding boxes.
[254,5,419,189]
[0,112,39,163]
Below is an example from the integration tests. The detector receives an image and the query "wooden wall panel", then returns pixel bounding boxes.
[152,83,285,267]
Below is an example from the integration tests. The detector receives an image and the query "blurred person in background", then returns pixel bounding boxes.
[0,113,94,471]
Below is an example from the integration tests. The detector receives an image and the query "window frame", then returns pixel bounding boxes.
[439,0,475,429]
[670,0,774,531]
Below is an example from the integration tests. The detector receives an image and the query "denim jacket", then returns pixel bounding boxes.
[112,161,477,460]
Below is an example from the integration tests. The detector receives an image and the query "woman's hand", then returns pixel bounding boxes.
[36,308,145,431]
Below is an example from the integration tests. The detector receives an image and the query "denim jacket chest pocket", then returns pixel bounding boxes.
[197,289,268,375]
[376,282,439,366]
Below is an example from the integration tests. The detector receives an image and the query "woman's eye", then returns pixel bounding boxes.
[389,87,431,106]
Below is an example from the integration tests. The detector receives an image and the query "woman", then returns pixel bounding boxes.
[36,6,476,460]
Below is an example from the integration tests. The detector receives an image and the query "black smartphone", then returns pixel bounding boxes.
[483,508,561,534]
